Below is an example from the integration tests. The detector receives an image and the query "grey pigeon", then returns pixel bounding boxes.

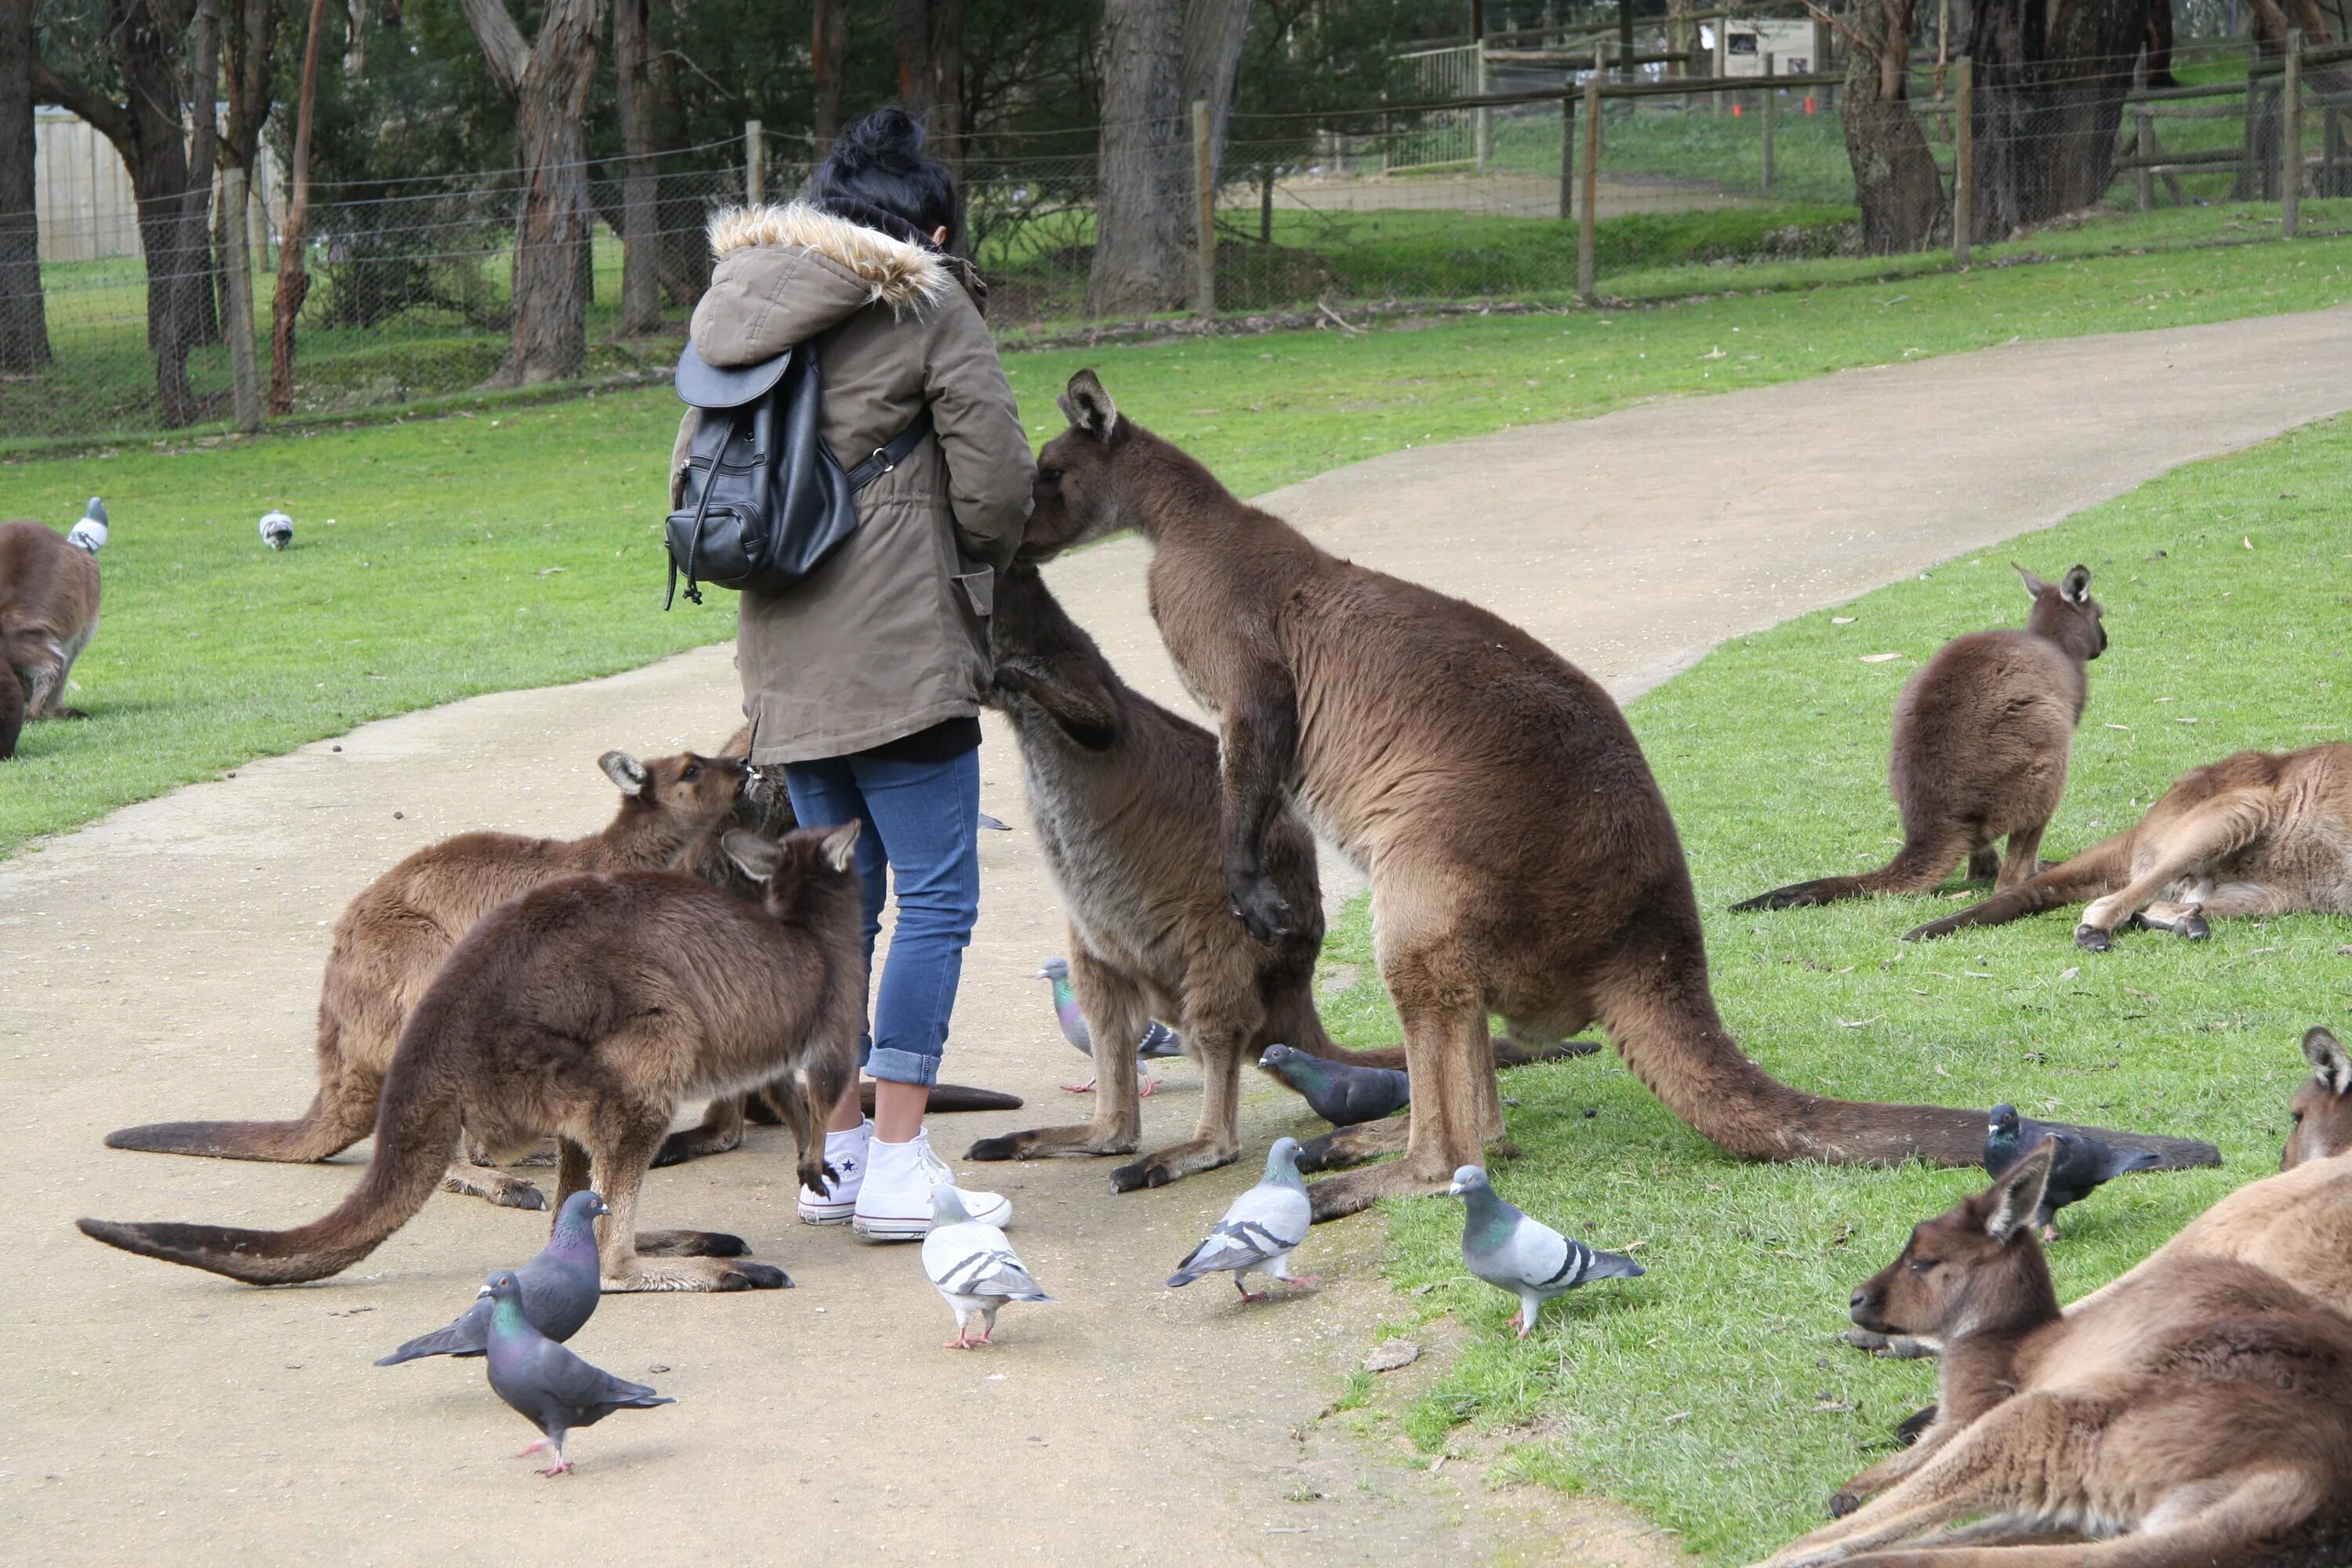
[259,509,292,550]
[66,498,107,554]
[1450,1165,1642,1338]
[1258,1043,1410,1127]
[921,1185,1053,1348]
[1984,1103,2160,1240]
[1040,955,1181,1095]
[481,1269,672,1476]
[1167,1137,1316,1302]
[376,1190,607,1365]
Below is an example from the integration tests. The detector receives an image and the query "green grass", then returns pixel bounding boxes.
[4,232,2351,853]
[1313,416,2352,1563]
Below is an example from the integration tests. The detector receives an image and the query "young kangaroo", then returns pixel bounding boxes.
[1024,370,2215,1220]
[1907,742,2352,950]
[967,558,1584,1192]
[103,748,751,1209]
[1734,564,2105,913]
[1764,1142,2352,1568]
[78,822,865,1293]
[1,518,103,759]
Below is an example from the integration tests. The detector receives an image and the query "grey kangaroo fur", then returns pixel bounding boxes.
[1022,369,2215,1221]
[78,822,866,1293]
[1734,564,2106,912]
[967,558,1590,1192]
[1,518,103,759]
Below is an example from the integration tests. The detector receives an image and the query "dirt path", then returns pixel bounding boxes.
[7,304,2350,1566]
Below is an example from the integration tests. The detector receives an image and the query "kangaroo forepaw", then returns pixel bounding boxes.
[2074,924,2114,953]
[717,1261,792,1290]
[633,1229,750,1258]
[2178,908,2211,940]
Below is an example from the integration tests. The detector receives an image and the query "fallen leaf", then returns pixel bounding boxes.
[1860,652,1902,663]
[2104,723,2132,731]
[2059,966,2080,980]
[1934,1063,1951,1076]
[1836,1016,1882,1028]
[1365,1338,1422,1374]
[2243,536,2254,550]
[1831,615,1857,625]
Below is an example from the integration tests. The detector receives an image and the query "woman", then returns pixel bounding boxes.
[673,107,1031,1239]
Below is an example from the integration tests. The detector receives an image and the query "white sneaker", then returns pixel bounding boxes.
[851,1127,1011,1240]
[798,1118,871,1225]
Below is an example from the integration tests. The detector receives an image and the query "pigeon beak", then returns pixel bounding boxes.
[1034,967,1051,979]
[1446,1180,1466,1196]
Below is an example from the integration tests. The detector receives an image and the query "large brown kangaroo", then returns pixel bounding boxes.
[103,748,753,1208]
[1907,742,2352,950]
[1762,1145,2352,1568]
[1,518,103,759]
[1735,564,2106,911]
[78,822,865,1292]
[966,558,1587,1191]
[1022,370,2216,1219]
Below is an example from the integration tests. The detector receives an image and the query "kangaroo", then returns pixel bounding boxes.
[1022,369,2215,1220]
[78,822,865,1292]
[965,558,1587,1192]
[1762,1144,2352,1568]
[1734,564,2105,913]
[1907,742,2352,950]
[1,518,103,759]
[103,748,752,1209]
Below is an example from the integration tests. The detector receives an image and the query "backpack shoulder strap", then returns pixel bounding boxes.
[844,405,935,492]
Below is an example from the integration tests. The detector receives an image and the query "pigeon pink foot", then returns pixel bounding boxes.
[1059,1077,1097,1094]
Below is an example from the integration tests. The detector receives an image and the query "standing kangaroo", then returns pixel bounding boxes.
[1023,370,2215,1219]
[1907,742,2352,950]
[1734,564,2105,912]
[967,559,1585,1191]
[103,748,752,1208]
[1,518,103,759]
[1762,1144,2352,1568]
[79,822,865,1292]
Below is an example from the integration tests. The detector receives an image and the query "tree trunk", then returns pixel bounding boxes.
[812,0,848,154]
[110,0,205,425]
[1969,0,2149,230]
[612,0,659,334]
[459,0,603,386]
[894,1,965,186]
[180,0,223,354]
[2143,0,2177,87]
[649,45,712,307]
[0,0,49,373]
[1181,0,1251,183]
[1088,0,1189,316]
[1841,0,1947,251]
[270,0,329,415]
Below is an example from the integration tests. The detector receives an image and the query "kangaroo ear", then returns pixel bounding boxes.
[720,828,785,882]
[818,820,861,872]
[2304,1028,2352,1095]
[2012,562,2049,599]
[599,750,651,797]
[1058,369,1118,442]
[2060,564,2091,604]
[1985,1141,2053,1243]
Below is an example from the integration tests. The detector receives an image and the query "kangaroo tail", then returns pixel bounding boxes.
[105,1011,375,1162]
[1731,829,1967,913]
[79,1076,461,1285]
[1600,954,2219,1172]
[1904,835,2130,942]
[901,1083,1025,1114]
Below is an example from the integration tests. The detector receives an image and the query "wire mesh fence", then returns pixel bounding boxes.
[5,38,2347,452]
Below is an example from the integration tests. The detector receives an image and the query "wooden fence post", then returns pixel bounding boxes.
[1760,53,1776,195]
[220,165,262,433]
[2240,53,2260,198]
[1578,74,1601,300]
[1475,39,1493,168]
[1192,99,1217,318]
[2283,30,2302,234]
[1559,91,1577,220]
[2134,107,2154,211]
[746,119,764,205]
[1952,56,1973,265]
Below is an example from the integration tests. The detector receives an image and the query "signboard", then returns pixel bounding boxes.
[1713,19,1817,77]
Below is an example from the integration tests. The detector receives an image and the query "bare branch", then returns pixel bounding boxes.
[30,61,133,151]
[458,0,530,96]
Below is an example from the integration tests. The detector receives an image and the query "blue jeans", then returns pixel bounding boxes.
[780,748,980,1088]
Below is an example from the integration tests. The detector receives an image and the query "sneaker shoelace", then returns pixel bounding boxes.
[915,1140,955,1191]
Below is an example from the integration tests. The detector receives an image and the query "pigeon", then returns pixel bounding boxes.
[259,509,292,550]
[66,498,107,554]
[1167,1136,1316,1302]
[1040,955,1181,1095]
[922,1184,1052,1348]
[376,1190,607,1365]
[1984,1103,2161,1240]
[978,812,1011,832]
[1258,1043,1410,1127]
[481,1269,672,1476]
[1450,1165,1642,1338]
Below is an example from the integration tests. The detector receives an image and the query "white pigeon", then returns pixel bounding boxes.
[921,1185,1052,1349]
[65,498,107,554]
[1167,1136,1316,1302]
[259,510,293,550]
[1450,1165,1642,1338]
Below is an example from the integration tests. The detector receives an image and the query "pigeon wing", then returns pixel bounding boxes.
[529,1338,670,1417]
[376,1295,492,1365]
[1171,1182,1309,1281]
[925,1221,1052,1301]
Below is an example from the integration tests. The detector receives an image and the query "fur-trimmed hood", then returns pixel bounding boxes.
[689,201,985,372]
[706,202,953,314]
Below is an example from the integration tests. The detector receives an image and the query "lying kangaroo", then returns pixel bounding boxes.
[1023,370,2214,1219]
[1,518,103,759]
[1734,564,2105,912]
[79,822,865,1292]
[104,748,752,1208]
[967,558,1585,1191]
[1765,1145,2352,1567]
[1907,742,2352,950]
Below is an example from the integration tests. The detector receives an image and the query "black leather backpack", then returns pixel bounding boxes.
[664,339,932,608]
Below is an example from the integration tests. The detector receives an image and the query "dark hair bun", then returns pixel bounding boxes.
[812,105,960,249]
[833,106,928,167]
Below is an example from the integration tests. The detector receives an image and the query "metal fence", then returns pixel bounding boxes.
[5,38,2348,452]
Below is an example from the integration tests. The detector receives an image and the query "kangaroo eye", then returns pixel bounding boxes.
[1038,468,1063,484]
[1909,1257,1939,1274]
[682,764,701,782]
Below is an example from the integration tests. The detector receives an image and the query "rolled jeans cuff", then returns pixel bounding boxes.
[866,1045,942,1088]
